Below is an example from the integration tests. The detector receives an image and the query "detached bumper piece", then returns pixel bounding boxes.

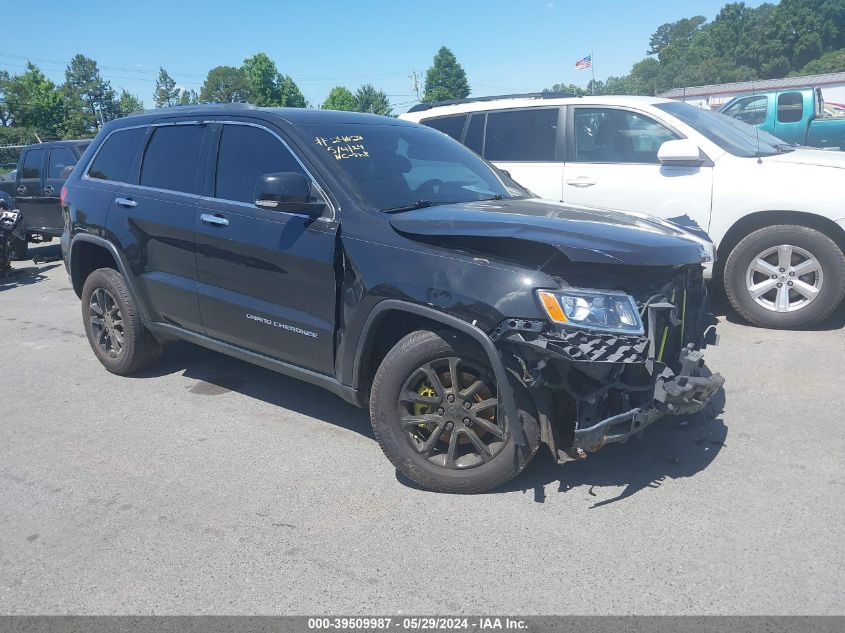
[572,345,725,452]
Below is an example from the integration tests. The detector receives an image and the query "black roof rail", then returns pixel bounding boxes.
[407,92,578,113]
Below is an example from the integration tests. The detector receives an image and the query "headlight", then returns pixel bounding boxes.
[537,288,644,335]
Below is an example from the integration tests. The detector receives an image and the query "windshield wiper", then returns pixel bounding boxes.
[380,200,438,214]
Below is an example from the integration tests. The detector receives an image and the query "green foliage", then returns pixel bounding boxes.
[63,54,118,134]
[547,0,845,96]
[0,125,39,145]
[240,53,307,107]
[117,90,144,116]
[4,62,66,138]
[354,84,392,116]
[154,67,180,108]
[544,83,587,96]
[321,86,358,111]
[795,48,845,74]
[199,65,250,103]
[423,46,470,102]
[178,89,199,105]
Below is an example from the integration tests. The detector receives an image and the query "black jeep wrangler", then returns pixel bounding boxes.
[61,104,723,493]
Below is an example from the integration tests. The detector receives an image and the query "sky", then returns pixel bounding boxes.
[1,0,767,113]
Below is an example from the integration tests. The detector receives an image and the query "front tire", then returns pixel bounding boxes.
[81,268,162,375]
[724,225,845,329]
[370,330,540,494]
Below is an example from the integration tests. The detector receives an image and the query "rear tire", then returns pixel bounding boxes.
[81,268,162,375]
[724,225,845,329]
[369,329,540,493]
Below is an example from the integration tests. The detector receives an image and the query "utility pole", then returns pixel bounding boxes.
[410,71,421,101]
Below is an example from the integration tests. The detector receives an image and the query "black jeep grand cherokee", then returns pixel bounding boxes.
[61,104,723,493]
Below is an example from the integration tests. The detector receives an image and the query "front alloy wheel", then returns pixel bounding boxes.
[370,330,540,494]
[398,356,507,469]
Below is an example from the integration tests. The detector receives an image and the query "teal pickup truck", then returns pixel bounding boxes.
[720,87,845,151]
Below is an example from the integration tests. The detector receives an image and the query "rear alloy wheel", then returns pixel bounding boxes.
[725,225,845,329]
[81,268,162,375]
[370,330,540,493]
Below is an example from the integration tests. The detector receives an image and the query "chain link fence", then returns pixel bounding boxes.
[0,144,25,178]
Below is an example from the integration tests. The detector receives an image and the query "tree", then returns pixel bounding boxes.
[63,54,118,133]
[153,67,180,108]
[544,83,587,96]
[423,46,470,102]
[199,66,250,103]
[354,84,392,116]
[0,70,11,126]
[795,48,845,75]
[178,89,199,105]
[322,86,360,111]
[4,63,65,137]
[277,74,306,107]
[117,90,144,116]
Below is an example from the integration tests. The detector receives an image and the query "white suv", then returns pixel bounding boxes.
[401,94,845,329]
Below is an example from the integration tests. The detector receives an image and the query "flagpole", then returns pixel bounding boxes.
[591,51,595,95]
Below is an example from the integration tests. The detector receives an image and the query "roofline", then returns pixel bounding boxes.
[657,72,845,99]
[407,92,578,113]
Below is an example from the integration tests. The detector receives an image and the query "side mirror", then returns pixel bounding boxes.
[254,172,327,218]
[658,139,703,165]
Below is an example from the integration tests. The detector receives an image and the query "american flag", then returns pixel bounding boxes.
[575,54,592,70]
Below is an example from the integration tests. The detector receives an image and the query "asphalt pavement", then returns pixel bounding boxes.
[1,243,843,615]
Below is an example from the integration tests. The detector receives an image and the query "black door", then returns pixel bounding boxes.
[196,121,338,375]
[41,146,80,235]
[15,147,46,232]
[112,122,208,332]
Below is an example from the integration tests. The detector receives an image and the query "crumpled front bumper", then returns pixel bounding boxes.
[491,291,724,456]
[572,346,724,452]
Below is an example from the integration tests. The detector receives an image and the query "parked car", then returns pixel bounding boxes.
[719,87,845,151]
[0,140,90,258]
[401,93,845,329]
[61,104,722,493]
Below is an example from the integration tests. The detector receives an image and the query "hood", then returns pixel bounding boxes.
[388,198,710,266]
[766,148,845,170]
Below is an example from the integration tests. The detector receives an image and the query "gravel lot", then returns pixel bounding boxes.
[1,243,843,615]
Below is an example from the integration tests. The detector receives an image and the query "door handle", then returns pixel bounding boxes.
[43,185,54,195]
[565,177,597,188]
[201,213,229,227]
[16,185,26,195]
[114,197,137,208]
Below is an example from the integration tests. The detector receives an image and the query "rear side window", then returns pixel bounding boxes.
[21,149,44,179]
[215,124,306,204]
[88,127,147,182]
[140,125,205,194]
[423,115,467,141]
[48,147,77,179]
[777,92,803,123]
[464,114,485,154]
[484,108,558,161]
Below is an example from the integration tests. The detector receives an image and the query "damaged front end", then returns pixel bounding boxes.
[492,264,724,459]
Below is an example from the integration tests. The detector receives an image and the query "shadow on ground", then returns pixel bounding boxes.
[0,243,63,292]
[144,340,727,505]
[134,341,372,437]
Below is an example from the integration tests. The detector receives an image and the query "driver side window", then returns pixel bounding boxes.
[574,108,678,164]
[215,124,307,204]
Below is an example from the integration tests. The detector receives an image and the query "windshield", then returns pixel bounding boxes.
[655,101,781,157]
[298,123,528,211]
